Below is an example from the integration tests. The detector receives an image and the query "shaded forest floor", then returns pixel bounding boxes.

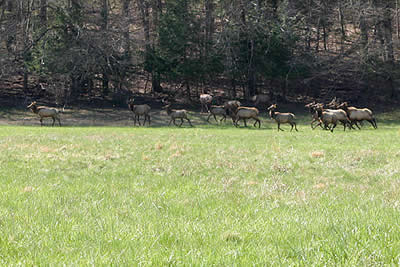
[0,106,289,128]
[1,76,400,128]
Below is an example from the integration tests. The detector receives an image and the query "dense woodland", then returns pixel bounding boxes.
[1,0,400,107]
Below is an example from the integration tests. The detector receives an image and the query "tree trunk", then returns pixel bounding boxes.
[7,0,12,11]
[247,38,256,99]
[118,0,131,92]
[397,0,400,39]
[383,6,394,63]
[205,0,214,58]
[39,0,47,25]
[315,18,320,52]
[122,0,131,59]
[359,9,369,62]
[322,21,327,51]
[231,77,237,98]
[102,73,109,95]
[338,1,346,52]
[70,75,79,99]
[186,80,191,100]
[138,0,163,93]
[101,0,109,95]
[239,1,256,100]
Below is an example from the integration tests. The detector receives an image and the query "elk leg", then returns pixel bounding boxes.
[330,123,337,132]
[220,115,226,123]
[310,119,316,129]
[206,114,211,122]
[235,118,240,127]
[372,118,378,129]
[367,119,376,129]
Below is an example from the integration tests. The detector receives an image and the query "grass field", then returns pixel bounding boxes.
[0,113,400,265]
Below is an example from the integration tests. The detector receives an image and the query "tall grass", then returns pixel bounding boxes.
[0,123,399,265]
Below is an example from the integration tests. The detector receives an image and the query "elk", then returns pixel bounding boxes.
[305,102,323,129]
[128,99,151,126]
[206,105,227,124]
[27,101,61,126]
[316,102,353,131]
[223,100,241,123]
[338,102,377,129]
[251,94,270,107]
[267,104,297,132]
[233,107,261,128]
[313,104,338,132]
[199,93,213,113]
[163,103,193,127]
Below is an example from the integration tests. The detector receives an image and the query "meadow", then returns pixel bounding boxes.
[0,111,400,265]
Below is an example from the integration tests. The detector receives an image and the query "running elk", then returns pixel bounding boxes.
[313,104,338,132]
[267,104,297,132]
[305,102,322,129]
[233,107,261,128]
[338,102,377,129]
[163,102,193,127]
[207,105,227,124]
[315,101,352,131]
[223,100,241,123]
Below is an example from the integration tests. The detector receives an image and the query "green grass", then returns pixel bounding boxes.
[0,121,400,265]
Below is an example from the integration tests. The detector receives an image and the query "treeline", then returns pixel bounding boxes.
[0,0,399,106]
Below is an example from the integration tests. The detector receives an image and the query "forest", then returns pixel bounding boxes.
[1,0,400,107]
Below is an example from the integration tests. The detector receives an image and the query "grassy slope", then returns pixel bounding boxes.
[0,121,399,265]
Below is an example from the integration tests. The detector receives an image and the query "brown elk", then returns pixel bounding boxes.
[267,104,297,132]
[128,99,151,126]
[27,101,61,126]
[199,93,213,113]
[233,107,261,128]
[207,105,227,124]
[338,102,377,129]
[163,101,193,127]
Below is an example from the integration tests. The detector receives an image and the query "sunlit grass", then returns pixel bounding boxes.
[0,121,399,265]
